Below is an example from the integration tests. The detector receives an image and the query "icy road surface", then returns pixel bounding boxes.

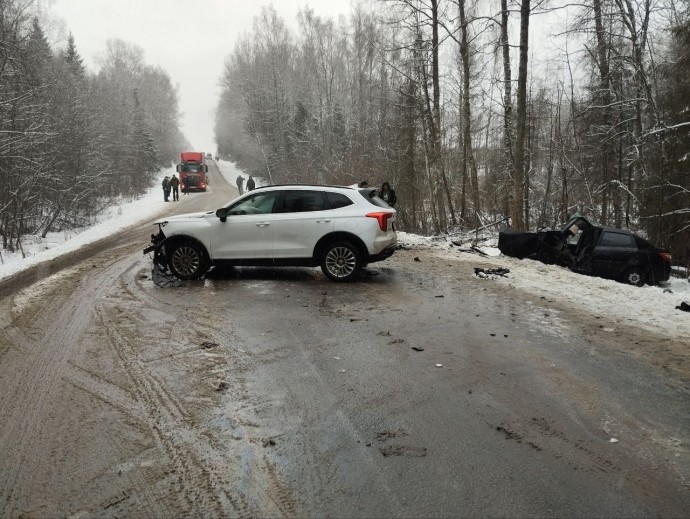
[0,167,688,517]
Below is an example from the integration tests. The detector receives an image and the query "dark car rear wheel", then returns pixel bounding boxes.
[168,241,208,280]
[320,241,362,282]
[622,267,646,287]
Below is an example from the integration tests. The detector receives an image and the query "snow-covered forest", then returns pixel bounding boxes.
[0,1,186,254]
[216,0,690,262]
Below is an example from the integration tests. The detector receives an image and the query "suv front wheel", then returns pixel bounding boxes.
[168,241,208,280]
[320,241,362,282]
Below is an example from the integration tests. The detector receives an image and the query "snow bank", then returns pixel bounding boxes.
[216,160,268,190]
[398,232,690,339]
[0,165,176,282]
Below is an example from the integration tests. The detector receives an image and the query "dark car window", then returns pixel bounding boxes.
[359,188,390,208]
[227,191,278,215]
[599,232,635,248]
[326,192,354,209]
[278,190,328,213]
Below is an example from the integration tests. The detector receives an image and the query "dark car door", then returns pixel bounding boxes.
[592,231,637,279]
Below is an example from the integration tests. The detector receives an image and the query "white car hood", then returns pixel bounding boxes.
[154,211,214,225]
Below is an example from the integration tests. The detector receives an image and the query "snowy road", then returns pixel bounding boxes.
[0,167,688,517]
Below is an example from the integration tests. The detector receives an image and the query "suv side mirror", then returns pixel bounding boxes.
[216,207,228,222]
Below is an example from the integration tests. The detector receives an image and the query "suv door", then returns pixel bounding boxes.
[592,231,637,279]
[211,190,279,259]
[272,190,334,259]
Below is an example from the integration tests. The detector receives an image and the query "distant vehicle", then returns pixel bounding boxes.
[498,213,672,286]
[205,153,213,160]
[144,185,397,282]
[177,152,208,192]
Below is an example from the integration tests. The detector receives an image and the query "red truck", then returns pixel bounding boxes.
[176,152,208,192]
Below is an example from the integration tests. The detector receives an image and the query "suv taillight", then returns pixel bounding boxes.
[366,212,392,231]
[659,252,672,263]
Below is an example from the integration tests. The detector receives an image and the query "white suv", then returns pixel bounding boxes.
[144,185,397,282]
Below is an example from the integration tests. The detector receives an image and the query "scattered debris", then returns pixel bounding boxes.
[490,333,496,337]
[388,339,405,345]
[609,438,619,444]
[333,356,341,360]
[474,267,510,279]
[338,369,346,373]
[411,346,425,352]
[214,380,229,392]
[350,318,363,322]
[434,294,444,298]
[262,438,277,447]
[414,257,421,262]
[468,389,472,394]
[138,274,148,280]
[435,363,443,368]
[201,341,219,349]
[377,330,392,336]
[380,445,427,457]
[152,264,185,287]
[602,327,615,332]
[676,301,690,313]
[663,288,673,294]
[375,430,408,441]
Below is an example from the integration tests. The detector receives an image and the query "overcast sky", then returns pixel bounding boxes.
[50,0,352,155]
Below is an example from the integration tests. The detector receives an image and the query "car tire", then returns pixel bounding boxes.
[622,267,646,287]
[320,241,362,282]
[167,241,208,280]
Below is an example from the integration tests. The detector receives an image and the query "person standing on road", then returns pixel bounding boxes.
[246,175,256,191]
[236,175,244,195]
[380,182,397,207]
[169,174,180,201]
[162,176,171,202]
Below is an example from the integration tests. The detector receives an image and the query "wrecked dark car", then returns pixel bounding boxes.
[498,214,672,286]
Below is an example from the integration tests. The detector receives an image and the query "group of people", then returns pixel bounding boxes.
[358,180,397,207]
[235,175,256,195]
[162,174,183,202]
[162,173,396,206]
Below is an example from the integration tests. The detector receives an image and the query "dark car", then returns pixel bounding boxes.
[498,214,672,286]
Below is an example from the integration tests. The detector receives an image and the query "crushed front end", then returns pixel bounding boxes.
[143,224,169,272]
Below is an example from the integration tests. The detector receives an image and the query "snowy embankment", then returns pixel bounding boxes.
[216,159,268,190]
[0,165,176,282]
[397,232,690,340]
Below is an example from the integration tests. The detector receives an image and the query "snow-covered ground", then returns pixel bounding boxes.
[216,159,268,191]
[397,232,690,339]
[0,165,177,281]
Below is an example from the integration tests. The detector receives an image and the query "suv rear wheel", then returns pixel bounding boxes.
[622,267,646,287]
[320,241,362,282]
[168,241,208,280]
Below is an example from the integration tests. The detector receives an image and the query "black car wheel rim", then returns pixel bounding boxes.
[325,247,356,278]
[172,246,200,276]
[628,271,642,285]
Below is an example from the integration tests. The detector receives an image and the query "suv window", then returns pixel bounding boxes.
[326,192,354,209]
[599,232,635,248]
[278,190,328,213]
[228,191,278,215]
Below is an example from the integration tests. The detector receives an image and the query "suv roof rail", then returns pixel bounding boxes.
[254,183,356,190]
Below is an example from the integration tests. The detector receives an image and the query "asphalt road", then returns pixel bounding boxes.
[0,164,688,518]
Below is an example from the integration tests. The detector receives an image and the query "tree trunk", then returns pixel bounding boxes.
[458,0,480,226]
[512,0,530,231]
[500,0,514,220]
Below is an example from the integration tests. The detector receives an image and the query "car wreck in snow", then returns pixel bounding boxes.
[498,213,672,286]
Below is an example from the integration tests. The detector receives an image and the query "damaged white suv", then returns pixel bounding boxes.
[144,185,397,282]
